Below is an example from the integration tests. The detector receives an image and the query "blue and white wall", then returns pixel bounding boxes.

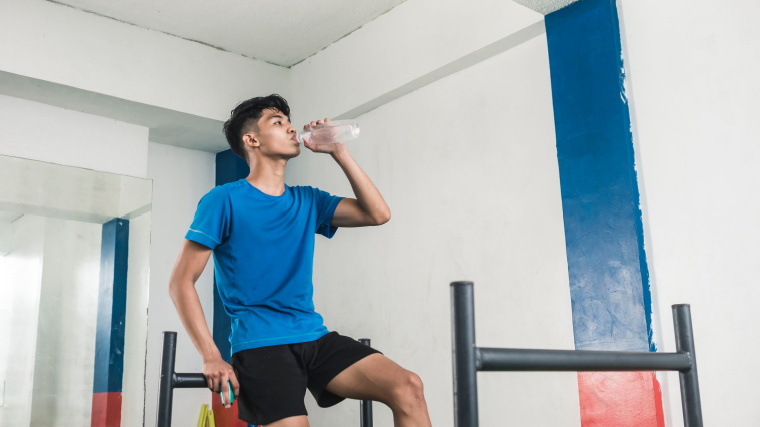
[1,0,758,426]
[619,1,760,425]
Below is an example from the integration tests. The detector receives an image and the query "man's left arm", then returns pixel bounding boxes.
[302,119,390,227]
[329,145,391,227]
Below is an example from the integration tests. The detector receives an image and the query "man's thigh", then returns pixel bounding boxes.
[232,346,308,425]
[323,353,413,403]
[305,332,381,408]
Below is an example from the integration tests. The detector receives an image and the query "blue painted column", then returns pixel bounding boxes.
[91,218,129,427]
[545,0,664,424]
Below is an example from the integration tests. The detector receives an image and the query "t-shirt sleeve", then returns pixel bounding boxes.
[185,186,231,249]
[313,187,343,239]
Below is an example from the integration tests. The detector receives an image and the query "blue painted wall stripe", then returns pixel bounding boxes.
[545,0,654,352]
[213,149,250,362]
[93,218,129,393]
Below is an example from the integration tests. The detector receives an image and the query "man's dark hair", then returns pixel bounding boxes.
[223,94,291,162]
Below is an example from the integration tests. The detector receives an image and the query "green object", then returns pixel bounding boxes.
[219,380,234,406]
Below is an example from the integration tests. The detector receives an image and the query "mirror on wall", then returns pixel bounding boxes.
[0,154,152,426]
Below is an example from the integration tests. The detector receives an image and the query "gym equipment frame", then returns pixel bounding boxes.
[450,281,702,427]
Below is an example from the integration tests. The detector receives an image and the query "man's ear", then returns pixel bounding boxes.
[243,133,259,148]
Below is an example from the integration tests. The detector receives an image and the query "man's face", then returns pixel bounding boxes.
[250,108,300,159]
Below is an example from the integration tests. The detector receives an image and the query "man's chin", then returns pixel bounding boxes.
[286,146,301,159]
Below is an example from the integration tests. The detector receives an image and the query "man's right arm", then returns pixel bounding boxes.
[169,239,239,407]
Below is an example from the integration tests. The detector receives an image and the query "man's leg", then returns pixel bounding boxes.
[325,354,432,427]
[232,346,311,426]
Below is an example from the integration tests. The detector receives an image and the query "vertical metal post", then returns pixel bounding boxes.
[157,332,177,427]
[451,281,478,427]
[673,304,703,427]
[359,338,373,427]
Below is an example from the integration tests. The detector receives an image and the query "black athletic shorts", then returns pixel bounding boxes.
[230,331,381,425]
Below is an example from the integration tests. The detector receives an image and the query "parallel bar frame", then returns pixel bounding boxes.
[157,332,207,427]
[450,281,703,427]
[157,331,376,427]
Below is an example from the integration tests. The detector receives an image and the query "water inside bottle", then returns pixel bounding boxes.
[298,120,360,144]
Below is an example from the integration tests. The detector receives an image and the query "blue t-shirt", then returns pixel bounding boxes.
[185,179,343,354]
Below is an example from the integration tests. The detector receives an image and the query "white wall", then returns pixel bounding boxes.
[0,94,148,178]
[619,0,760,425]
[290,0,542,122]
[144,141,216,427]
[0,215,44,427]
[30,218,101,427]
[287,30,581,427]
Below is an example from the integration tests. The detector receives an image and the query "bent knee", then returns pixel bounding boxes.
[390,371,426,412]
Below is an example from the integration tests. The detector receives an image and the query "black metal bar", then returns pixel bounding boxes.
[157,331,178,427]
[477,347,691,372]
[173,373,207,388]
[359,338,373,427]
[673,304,703,427]
[157,333,209,427]
[451,281,478,427]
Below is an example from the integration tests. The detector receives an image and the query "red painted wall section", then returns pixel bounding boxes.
[91,392,122,427]
[211,392,249,427]
[577,372,665,426]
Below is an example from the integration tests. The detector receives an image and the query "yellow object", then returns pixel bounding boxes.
[208,409,216,427]
[198,404,209,427]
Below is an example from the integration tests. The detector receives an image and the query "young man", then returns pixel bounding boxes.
[169,95,432,427]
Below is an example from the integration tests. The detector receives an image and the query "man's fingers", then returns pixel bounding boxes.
[202,360,237,406]
[220,377,228,406]
[230,374,241,398]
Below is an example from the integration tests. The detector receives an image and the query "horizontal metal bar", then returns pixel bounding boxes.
[173,373,207,389]
[477,347,692,372]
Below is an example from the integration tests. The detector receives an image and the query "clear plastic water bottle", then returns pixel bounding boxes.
[296,120,360,144]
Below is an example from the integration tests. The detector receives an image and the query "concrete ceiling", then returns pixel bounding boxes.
[47,0,408,67]
[45,0,573,69]
[513,0,580,15]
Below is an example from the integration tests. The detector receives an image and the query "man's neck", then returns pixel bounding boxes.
[245,156,288,196]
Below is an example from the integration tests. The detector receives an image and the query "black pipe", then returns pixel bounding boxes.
[673,304,703,427]
[157,332,178,427]
[173,373,207,388]
[451,281,478,427]
[157,332,209,427]
[359,338,373,427]
[477,347,691,372]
